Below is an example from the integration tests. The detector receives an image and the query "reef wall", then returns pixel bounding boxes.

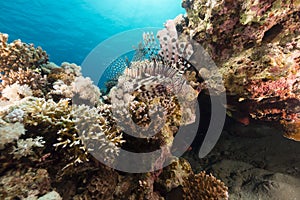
[180,0,300,140]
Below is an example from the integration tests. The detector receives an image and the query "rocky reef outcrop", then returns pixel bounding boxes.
[180,0,300,140]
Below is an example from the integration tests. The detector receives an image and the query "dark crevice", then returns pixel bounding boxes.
[262,24,283,43]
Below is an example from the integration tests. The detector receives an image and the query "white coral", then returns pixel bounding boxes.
[0,122,26,150]
[71,76,101,106]
[2,83,32,101]
[51,80,73,97]
[4,108,24,123]
[61,62,82,77]
[11,136,45,159]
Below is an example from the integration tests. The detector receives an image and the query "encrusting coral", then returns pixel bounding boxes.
[0,167,52,199]
[178,0,300,141]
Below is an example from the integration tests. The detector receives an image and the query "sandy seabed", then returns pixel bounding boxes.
[184,122,300,200]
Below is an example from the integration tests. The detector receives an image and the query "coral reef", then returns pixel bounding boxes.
[0,33,48,97]
[1,0,299,198]
[178,0,300,140]
[0,30,229,199]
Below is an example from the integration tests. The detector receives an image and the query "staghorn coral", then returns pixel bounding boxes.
[3,97,124,168]
[56,104,124,168]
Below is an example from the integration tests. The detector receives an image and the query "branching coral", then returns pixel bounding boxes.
[71,76,102,106]
[114,158,228,200]
[107,59,198,157]
[73,165,119,200]
[11,136,45,159]
[0,24,232,200]
[0,67,47,97]
[0,32,48,99]
[0,33,48,72]
[46,62,101,106]
[7,97,123,168]
[56,104,124,167]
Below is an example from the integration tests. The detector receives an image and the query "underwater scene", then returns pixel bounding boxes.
[0,0,299,199]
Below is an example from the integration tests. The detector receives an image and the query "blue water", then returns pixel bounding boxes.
[0,0,185,65]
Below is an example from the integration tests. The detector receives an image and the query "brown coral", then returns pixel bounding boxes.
[157,158,229,200]
[0,167,51,199]
[0,67,47,97]
[0,33,48,99]
[74,165,119,200]
[0,33,48,72]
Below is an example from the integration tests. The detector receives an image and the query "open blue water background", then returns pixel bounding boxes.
[0,0,184,65]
